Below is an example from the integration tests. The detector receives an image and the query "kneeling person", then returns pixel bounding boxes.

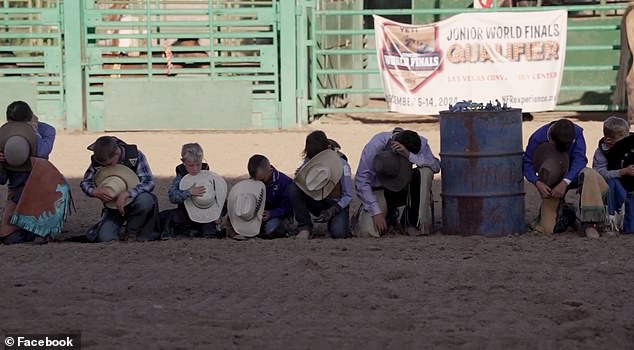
[160,143,227,239]
[355,128,440,237]
[81,136,159,242]
[523,119,607,236]
[289,130,353,239]
[247,154,293,238]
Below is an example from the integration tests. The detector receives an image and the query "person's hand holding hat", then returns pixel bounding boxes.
[551,181,567,199]
[619,164,634,177]
[0,152,5,163]
[535,180,551,199]
[93,187,114,203]
[188,183,206,197]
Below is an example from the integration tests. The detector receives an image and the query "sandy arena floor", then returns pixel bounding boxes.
[2,114,633,349]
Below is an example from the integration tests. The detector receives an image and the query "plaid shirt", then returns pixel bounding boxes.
[80,147,155,199]
[168,173,190,204]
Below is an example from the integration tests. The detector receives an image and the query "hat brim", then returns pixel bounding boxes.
[0,122,37,171]
[227,179,266,237]
[180,171,227,223]
[376,153,412,192]
[94,164,140,209]
[295,149,343,200]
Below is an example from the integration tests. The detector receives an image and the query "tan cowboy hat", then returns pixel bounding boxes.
[0,121,36,171]
[227,179,266,237]
[374,149,412,192]
[179,170,227,223]
[94,164,140,209]
[295,149,343,200]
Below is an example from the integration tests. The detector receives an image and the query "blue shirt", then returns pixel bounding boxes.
[264,167,293,219]
[336,158,354,209]
[523,122,587,184]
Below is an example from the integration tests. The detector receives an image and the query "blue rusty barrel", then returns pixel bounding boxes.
[439,109,525,236]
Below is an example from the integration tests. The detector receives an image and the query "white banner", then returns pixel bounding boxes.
[373,10,567,114]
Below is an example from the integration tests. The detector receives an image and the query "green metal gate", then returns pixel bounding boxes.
[298,1,630,119]
[0,0,66,128]
[81,0,287,131]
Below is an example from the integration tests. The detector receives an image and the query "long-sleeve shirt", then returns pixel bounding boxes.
[355,131,440,216]
[522,122,587,184]
[80,144,155,199]
[592,138,621,180]
[336,159,354,209]
[265,167,293,219]
[3,121,56,189]
[168,173,190,204]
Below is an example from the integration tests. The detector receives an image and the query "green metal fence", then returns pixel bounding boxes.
[298,1,630,118]
[0,0,631,129]
[82,0,284,131]
[0,0,66,128]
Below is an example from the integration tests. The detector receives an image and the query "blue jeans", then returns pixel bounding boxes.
[607,178,634,234]
[88,192,159,242]
[288,183,349,239]
[259,217,290,239]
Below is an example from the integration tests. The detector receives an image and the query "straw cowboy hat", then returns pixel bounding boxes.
[0,121,37,171]
[179,170,227,223]
[374,149,412,192]
[227,179,266,237]
[295,149,343,200]
[94,164,140,209]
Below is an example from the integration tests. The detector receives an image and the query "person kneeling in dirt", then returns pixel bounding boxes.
[81,136,160,242]
[353,128,440,237]
[523,119,608,237]
[244,154,293,239]
[0,101,61,244]
[159,142,227,240]
[593,116,634,234]
[289,130,353,239]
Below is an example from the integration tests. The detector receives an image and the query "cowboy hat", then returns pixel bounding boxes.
[227,179,266,237]
[532,142,569,188]
[374,149,412,192]
[94,164,140,209]
[0,121,36,171]
[179,170,227,223]
[295,149,343,200]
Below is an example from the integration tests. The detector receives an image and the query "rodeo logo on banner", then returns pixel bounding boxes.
[374,10,567,114]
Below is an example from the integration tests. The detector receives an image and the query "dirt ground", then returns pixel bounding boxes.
[2,113,634,349]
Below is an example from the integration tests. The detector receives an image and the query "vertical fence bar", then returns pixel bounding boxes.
[309,1,317,121]
[296,0,310,126]
[62,0,83,130]
[280,0,297,127]
[146,0,152,78]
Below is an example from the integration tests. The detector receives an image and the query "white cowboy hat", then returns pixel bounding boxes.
[294,149,343,200]
[179,170,227,223]
[94,164,140,209]
[0,121,36,171]
[227,179,266,237]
